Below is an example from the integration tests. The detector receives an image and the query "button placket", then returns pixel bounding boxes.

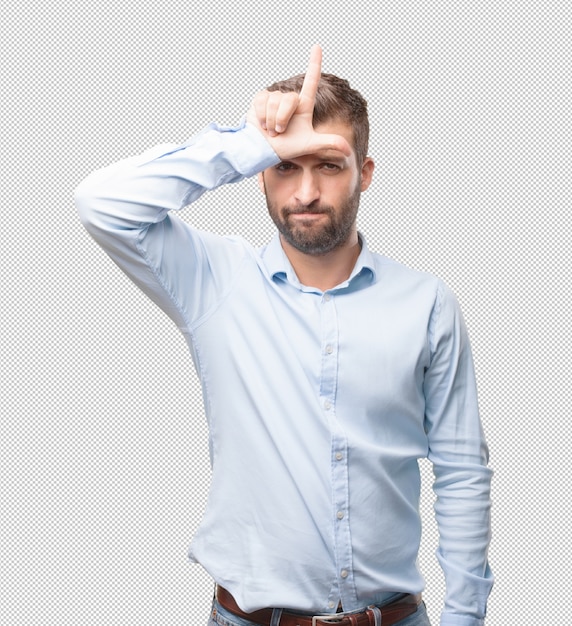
[319,292,337,416]
[318,292,357,607]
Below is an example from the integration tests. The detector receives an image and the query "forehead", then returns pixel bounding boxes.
[314,118,354,143]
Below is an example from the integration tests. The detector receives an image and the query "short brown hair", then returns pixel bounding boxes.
[266,73,369,166]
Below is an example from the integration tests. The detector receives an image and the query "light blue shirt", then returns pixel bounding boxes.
[76,121,493,626]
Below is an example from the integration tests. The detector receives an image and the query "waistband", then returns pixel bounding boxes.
[215,586,422,626]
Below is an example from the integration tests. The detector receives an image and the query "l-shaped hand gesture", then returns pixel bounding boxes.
[247,45,352,160]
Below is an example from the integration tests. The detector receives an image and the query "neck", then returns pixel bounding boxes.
[280,231,361,291]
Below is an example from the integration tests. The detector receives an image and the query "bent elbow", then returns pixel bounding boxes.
[74,176,99,231]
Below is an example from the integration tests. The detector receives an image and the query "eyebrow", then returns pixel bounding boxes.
[315,152,348,163]
[277,152,351,167]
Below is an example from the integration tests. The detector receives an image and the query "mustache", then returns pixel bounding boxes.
[283,204,333,216]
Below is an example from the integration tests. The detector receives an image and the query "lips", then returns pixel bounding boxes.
[287,212,329,225]
[285,207,330,217]
[290,211,326,216]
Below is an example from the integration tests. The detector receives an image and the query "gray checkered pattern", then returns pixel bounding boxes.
[2,2,571,625]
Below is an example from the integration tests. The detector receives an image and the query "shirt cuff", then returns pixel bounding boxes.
[203,119,280,178]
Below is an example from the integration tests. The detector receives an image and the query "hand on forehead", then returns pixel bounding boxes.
[247,46,352,161]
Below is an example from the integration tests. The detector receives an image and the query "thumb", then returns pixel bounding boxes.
[270,131,353,161]
[304,131,353,158]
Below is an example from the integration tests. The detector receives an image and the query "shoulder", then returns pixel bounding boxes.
[370,250,444,294]
[366,251,464,331]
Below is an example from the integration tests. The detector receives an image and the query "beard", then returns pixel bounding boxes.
[266,183,362,256]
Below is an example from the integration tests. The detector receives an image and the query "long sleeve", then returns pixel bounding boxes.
[75,121,279,327]
[424,282,494,626]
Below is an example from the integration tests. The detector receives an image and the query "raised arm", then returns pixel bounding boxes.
[75,46,347,327]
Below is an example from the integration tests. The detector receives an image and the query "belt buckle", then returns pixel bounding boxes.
[311,615,344,626]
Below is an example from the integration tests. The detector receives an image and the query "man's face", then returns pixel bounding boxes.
[259,119,374,256]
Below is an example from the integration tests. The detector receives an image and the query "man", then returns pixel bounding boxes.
[76,46,493,626]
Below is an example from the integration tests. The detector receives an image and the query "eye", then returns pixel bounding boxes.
[320,162,341,173]
[275,161,297,173]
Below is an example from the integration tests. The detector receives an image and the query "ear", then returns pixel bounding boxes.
[257,172,266,195]
[360,157,375,192]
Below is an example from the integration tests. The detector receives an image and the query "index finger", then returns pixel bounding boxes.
[299,44,322,105]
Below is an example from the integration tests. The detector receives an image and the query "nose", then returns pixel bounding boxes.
[294,171,320,206]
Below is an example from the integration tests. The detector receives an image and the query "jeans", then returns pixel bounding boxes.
[207,599,431,626]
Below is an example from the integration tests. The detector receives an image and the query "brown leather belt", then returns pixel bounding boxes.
[216,586,422,626]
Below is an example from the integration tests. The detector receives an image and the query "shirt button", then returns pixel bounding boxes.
[325,344,333,354]
[335,452,343,461]
[340,569,348,579]
[328,601,336,609]
[323,294,332,302]
[324,399,332,410]
[337,511,344,520]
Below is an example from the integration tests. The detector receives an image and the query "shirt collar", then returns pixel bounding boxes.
[261,232,377,292]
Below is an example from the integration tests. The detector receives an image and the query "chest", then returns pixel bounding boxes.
[200,273,432,405]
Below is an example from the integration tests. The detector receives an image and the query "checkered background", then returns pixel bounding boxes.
[2,2,570,624]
